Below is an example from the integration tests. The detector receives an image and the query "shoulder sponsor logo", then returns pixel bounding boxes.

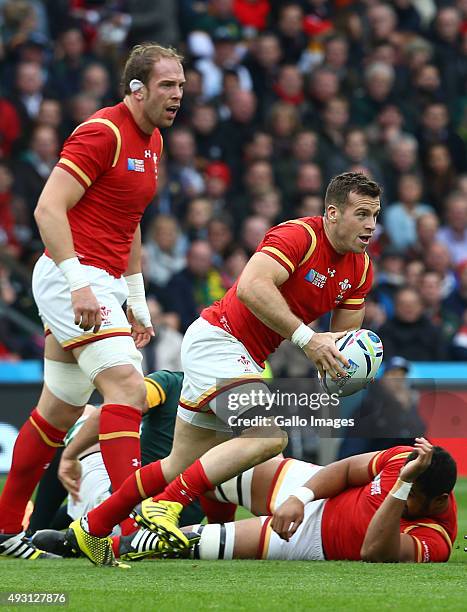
[127,158,145,172]
[144,149,152,158]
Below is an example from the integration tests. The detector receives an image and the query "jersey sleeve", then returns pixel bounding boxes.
[337,254,374,310]
[367,445,414,479]
[144,371,183,410]
[257,221,315,275]
[402,525,452,562]
[57,121,118,189]
[144,375,167,410]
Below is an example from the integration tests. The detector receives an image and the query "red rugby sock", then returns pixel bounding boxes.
[0,408,65,534]
[153,460,213,508]
[87,460,166,537]
[111,535,121,558]
[99,404,142,490]
[119,517,138,536]
[199,495,237,523]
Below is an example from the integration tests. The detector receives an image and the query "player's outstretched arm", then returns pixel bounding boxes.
[360,438,433,563]
[237,253,349,378]
[124,225,154,348]
[34,167,102,332]
[271,451,377,540]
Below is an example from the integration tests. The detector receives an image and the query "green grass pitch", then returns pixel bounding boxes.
[0,478,466,611]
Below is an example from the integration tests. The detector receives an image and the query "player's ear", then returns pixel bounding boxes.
[431,493,449,512]
[130,79,145,100]
[326,204,338,223]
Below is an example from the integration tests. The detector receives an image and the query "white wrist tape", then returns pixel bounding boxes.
[390,478,413,501]
[58,257,90,292]
[125,273,151,328]
[125,273,145,299]
[291,486,315,505]
[291,323,315,349]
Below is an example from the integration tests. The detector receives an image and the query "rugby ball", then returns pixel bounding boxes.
[320,329,383,397]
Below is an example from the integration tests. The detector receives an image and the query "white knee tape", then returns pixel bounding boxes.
[77,336,143,382]
[223,522,235,559]
[214,467,254,511]
[194,523,235,560]
[44,359,94,406]
[215,477,239,504]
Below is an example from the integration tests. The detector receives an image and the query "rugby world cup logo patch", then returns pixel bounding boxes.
[127,158,145,172]
[305,269,327,288]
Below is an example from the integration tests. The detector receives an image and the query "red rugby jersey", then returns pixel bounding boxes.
[202,216,373,366]
[321,446,457,562]
[51,101,162,277]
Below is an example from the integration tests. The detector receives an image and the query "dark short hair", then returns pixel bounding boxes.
[325,172,382,210]
[121,42,183,95]
[406,446,457,498]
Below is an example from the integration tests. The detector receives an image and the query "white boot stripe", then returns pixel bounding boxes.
[0,533,39,558]
[4,541,25,555]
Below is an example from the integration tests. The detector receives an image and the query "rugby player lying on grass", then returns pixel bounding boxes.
[178,438,456,563]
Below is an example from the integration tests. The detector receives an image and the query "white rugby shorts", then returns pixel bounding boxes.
[258,458,326,561]
[32,254,131,351]
[177,317,267,432]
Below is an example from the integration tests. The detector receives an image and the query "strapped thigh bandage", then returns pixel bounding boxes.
[190,523,235,560]
[44,359,94,406]
[76,336,143,382]
[213,468,254,511]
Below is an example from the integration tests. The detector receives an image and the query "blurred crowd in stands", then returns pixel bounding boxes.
[1,0,467,372]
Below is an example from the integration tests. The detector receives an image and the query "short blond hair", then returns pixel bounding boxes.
[121,43,184,94]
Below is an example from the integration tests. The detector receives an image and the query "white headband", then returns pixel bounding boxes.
[130,79,144,92]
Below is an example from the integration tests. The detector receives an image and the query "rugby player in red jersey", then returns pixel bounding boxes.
[0,43,185,560]
[58,172,383,567]
[119,439,457,564]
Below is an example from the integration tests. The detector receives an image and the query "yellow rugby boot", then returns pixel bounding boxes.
[132,499,189,548]
[66,519,129,568]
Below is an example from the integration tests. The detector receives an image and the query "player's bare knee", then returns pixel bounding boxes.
[36,381,87,430]
[35,408,82,432]
[118,367,146,408]
[262,428,288,459]
[54,404,85,430]
[160,450,195,481]
[96,365,146,409]
[276,428,288,452]
[239,426,287,463]
[160,455,180,483]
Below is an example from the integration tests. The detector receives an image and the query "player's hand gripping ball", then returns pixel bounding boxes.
[320,329,383,397]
